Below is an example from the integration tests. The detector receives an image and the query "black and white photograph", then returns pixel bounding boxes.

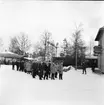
[0,1,104,105]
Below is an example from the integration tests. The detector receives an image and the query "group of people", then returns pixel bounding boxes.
[12,60,63,80]
[12,60,25,72]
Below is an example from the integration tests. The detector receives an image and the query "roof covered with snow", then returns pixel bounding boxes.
[95,26,104,41]
[85,55,98,59]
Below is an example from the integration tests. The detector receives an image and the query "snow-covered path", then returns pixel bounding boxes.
[0,65,103,105]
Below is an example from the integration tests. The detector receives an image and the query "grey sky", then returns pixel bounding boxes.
[0,1,103,51]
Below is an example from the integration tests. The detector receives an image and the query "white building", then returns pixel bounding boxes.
[95,26,104,73]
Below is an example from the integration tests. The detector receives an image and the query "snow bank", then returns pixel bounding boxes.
[0,65,103,105]
[63,66,71,72]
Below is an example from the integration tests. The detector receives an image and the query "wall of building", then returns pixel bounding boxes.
[99,32,104,73]
[98,54,101,69]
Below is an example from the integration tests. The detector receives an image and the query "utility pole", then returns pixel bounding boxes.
[75,45,77,70]
[47,41,58,57]
[90,40,92,57]
[44,39,46,61]
[75,37,78,70]
[56,42,58,57]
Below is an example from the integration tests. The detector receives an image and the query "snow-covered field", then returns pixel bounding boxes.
[0,65,104,105]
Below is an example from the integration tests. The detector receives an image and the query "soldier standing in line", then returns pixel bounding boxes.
[25,60,31,74]
[58,62,63,80]
[20,60,24,72]
[45,62,50,80]
[31,62,38,78]
[47,62,51,79]
[20,60,23,72]
[16,60,20,71]
[55,62,58,78]
[12,60,15,70]
[51,62,55,80]
[38,62,43,80]
[42,62,48,80]
[22,60,25,72]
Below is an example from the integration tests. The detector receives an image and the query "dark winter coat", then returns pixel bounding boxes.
[82,62,86,70]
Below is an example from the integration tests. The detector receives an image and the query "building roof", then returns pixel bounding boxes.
[95,26,104,41]
[85,55,98,59]
[0,51,23,59]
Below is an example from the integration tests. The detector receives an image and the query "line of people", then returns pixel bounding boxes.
[12,60,25,72]
[31,61,63,80]
[12,60,63,80]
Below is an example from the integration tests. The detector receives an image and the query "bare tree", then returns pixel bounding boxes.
[41,31,51,61]
[33,42,45,58]
[47,40,56,58]
[72,23,86,69]
[33,30,56,61]
[63,38,68,56]
[61,38,73,56]
[33,42,42,55]
[39,31,57,61]
[9,32,31,55]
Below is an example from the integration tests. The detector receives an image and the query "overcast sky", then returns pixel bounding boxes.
[0,1,104,52]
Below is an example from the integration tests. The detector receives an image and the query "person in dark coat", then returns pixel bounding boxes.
[44,63,49,80]
[38,63,43,80]
[12,61,15,70]
[20,60,24,72]
[91,60,96,72]
[31,62,38,78]
[16,60,20,71]
[82,60,87,74]
[47,62,51,78]
[42,62,48,80]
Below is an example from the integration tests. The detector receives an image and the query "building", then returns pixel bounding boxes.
[95,26,104,73]
[52,57,65,63]
[85,55,98,68]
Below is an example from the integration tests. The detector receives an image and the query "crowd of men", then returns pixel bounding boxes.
[12,60,63,80]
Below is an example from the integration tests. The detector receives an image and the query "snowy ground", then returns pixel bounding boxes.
[0,65,104,105]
